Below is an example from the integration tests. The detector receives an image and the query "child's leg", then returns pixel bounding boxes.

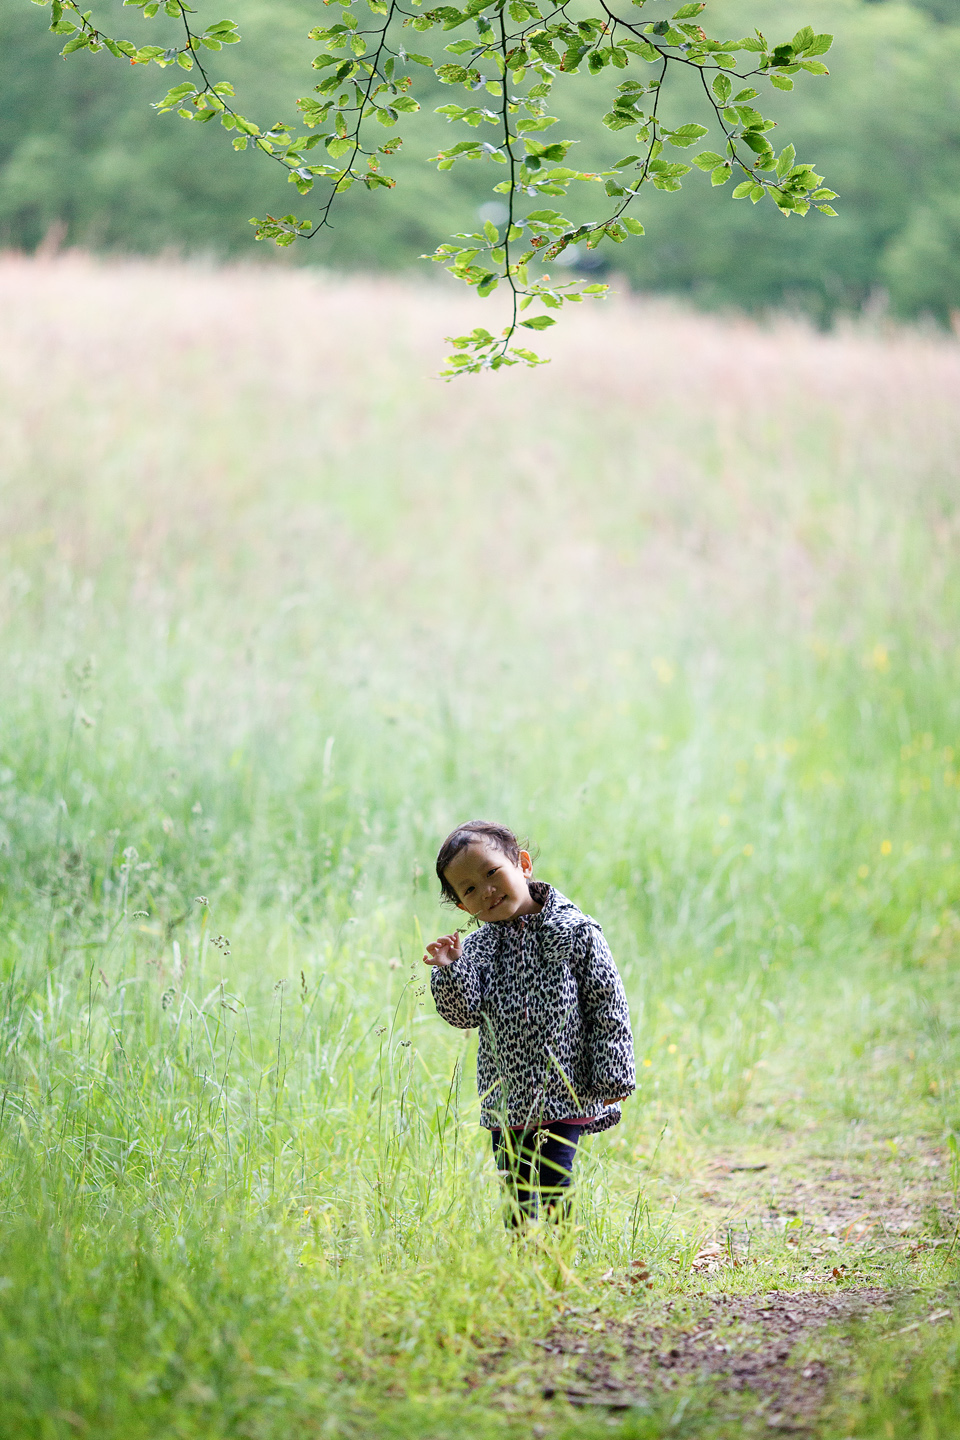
[491,1129,539,1225]
[535,1123,582,1220]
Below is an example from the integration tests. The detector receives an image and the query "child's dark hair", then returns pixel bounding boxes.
[436,820,522,904]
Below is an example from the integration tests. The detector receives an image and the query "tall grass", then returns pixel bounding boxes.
[1,254,960,1437]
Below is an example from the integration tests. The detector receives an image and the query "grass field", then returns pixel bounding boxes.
[2,254,960,1438]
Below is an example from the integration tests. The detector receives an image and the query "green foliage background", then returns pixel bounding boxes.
[2,0,959,321]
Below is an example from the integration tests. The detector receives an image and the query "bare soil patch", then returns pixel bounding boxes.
[692,1143,955,1259]
[485,1141,955,1429]
[536,1286,895,1430]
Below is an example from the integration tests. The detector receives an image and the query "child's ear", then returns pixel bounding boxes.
[519,849,533,877]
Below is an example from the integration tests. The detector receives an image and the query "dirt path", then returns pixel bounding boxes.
[486,1140,957,1431]
[690,1141,953,1261]
[538,1286,897,1428]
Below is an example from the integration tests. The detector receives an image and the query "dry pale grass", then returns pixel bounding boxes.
[2,253,958,657]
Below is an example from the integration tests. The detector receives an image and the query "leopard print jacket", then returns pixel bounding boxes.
[430,882,636,1133]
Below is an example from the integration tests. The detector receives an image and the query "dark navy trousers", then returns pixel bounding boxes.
[491,1122,582,1224]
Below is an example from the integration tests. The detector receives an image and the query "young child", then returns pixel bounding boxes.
[423,820,635,1224]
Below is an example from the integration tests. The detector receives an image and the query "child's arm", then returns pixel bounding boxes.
[575,925,636,1104]
[424,932,485,1028]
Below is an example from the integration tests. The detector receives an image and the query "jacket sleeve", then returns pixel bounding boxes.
[430,944,486,1029]
[575,924,636,1099]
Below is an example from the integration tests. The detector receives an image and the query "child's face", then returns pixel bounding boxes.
[444,841,539,923]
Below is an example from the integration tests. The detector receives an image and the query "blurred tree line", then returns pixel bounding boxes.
[1,0,958,322]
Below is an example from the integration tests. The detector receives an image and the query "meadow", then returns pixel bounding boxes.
[1,253,960,1438]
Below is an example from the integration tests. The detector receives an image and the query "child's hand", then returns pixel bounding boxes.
[423,932,462,968]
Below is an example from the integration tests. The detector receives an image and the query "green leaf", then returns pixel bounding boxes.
[671,2,704,16]
[817,204,838,216]
[516,117,560,133]
[666,123,708,148]
[770,75,793,90]
[711,164,731,186]
[712,74,731,104]
[161,82,197,102]
[603,111,637,132]
[437,141,483,157]
[626,39,660,62]
[435,64,468,82]
[326,136,352,158]
[775,144,795,178]
[621,216,644,234]
[693,151,724,171]
[519,315,556,329]
[483,219,498,240]
[800,60,829,75]
[731,181,753,199]
[529,37,561,65]
[391,96,420,112]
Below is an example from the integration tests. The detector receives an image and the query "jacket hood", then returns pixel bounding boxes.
[494,881,594,937]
